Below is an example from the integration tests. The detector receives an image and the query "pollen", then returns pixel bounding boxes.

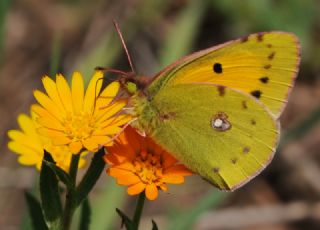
[63,112,96,141]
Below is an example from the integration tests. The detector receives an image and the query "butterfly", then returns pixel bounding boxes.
[105,30,300,191]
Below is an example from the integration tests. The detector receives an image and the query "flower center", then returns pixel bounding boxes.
[133,150,163,184]
[63,112,96,141]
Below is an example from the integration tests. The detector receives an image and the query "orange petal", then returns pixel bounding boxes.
[162,175,185,184]
[163,152,178,169]
[127,182,146,195]
[104,153,120,165]
[164,165,193,176]
[145,184,158,200]
[116,173,141,186]
[159,184,168,191]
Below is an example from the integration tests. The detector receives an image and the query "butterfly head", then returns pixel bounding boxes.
[119,74,151,96]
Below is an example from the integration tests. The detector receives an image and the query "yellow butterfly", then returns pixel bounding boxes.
[112,31,300,191]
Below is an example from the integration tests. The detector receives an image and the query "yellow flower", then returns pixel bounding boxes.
[7,112,86,172]
[32,71,131,154]
[104,126,193,201]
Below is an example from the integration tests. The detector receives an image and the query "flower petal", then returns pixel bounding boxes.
[56,74,73,113]
[127,182,146,195]
[69,141,83,154]
[71,72,84,113]
[83,71,103,113]
[145,184,158,200]
[162,175,185,184]
[164,165,193,176]
[42,76,65,112]
[33,90,64,121]
[52,136,72,145]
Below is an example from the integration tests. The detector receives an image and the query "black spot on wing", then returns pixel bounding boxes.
[259,77,269,84]
[213,63,223,74]
[251,90,262,99]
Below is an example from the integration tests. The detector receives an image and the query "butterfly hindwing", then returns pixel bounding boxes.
[149,32,300,118]
[144,84,279,190]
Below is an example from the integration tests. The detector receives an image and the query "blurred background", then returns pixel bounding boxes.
[1,0,320,229]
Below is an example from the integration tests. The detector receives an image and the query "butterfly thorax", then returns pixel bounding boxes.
[128,91,160,135]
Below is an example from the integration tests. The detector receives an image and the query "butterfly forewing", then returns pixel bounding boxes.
[150,32,300,118]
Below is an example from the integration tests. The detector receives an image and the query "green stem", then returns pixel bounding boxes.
[62,154,80,230]
[132,193,146,230]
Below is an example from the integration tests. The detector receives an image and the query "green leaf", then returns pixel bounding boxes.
[43,160,74,190]
[24,192,48,230]
[151,220,159,230]
[79,198,91,230]
[116,208,133,230]
[76,148,105,206]
[167,191,227,230]
[40,151,63,229]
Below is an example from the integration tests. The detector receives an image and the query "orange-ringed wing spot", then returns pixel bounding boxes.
[243,147,250,154]
[259,77,269,84]
[217,86,226,96]
[211,112,231,131]
[213,63,223,74]
[250,90,262,99]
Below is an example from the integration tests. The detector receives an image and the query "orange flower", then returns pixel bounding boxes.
[104,126,192,200]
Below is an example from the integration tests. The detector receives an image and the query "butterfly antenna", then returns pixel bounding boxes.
[113,20,136,74]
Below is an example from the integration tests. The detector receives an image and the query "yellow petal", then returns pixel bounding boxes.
[56,74,73,113]
[37,127,66,138]
[17,114,39,140]
[92,126,122,136]
[52,136,72,145]
[31,104,62,125]
[42,76,65,112]
[89,135,111,146]
[71,72,84,113]
[83,71,103,113]
[94,81,120,113]
[96,99,127,122]
[145,184,158,200]
[37,117,65,131]
[33,90,64,121]
[69,141,83,154]
[82,138,99,152]
[8,142,41,155]
[7,130,42,150]
[18,155,40,165]
[127,182,146,195]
